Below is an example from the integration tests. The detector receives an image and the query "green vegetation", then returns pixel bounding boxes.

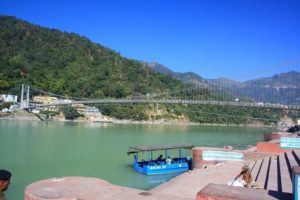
[181,105,284,125]
[99,104,149,121]
[0,102,13,110]
[39,110,59,119]
[0,16,295,124]
[96,103,286,124]
[59,106,81,120]
[0,16,184,98]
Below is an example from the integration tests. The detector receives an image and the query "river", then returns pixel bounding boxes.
[0,120,272,199]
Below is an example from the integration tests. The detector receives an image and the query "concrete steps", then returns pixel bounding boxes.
[267,156,278,191]
[197,150,300,200]
[249,150,300,194]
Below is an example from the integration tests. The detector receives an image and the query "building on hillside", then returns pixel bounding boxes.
[71,104,101,117]
[71,103,85,113]
[85,106,100,113]
[85,106,102,120]
[0,94,18,103]
[56,99,72,104]
[33,96,58,104]
[40,106,58,112]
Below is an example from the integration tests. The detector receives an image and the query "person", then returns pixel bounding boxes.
[234,165,252,187]
[166,156,172,165]
[0,169,11,200]
[157,154,163,161]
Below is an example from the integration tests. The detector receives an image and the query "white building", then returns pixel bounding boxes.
[33,96,58,104]
[0,94,18,103]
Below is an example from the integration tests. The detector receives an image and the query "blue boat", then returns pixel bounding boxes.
[127,143,194,175]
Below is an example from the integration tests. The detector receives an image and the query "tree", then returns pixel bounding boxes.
[60,106,81,120]
[0,102,13,110]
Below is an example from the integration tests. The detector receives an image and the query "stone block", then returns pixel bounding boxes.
[257,142,291,153]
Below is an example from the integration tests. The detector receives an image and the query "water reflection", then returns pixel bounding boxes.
[131,169,183,190]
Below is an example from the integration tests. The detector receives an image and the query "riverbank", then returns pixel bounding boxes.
[0,111,275,128]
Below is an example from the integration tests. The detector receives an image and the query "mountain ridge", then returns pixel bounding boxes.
[145,61,299,105]
[145,61,209,87]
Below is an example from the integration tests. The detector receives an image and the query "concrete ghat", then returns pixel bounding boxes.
[25,135,299,200]
[24,176,183,200]
[151,161,244,199]
[196,183,272,200]
[25,176,142,200]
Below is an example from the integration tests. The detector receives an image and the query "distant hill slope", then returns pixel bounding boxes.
[244,71,300,88]
[209,71,300,105]
[146,60,300,105]
[145,62,209,87]
[0,16,184,98]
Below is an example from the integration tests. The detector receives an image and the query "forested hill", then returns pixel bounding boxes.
[0,16,184,97]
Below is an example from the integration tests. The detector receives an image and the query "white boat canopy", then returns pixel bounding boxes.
[127,143,194,155]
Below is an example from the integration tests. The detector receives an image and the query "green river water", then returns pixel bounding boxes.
[0,120,273,199]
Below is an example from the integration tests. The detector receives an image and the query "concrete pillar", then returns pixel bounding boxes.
[20,84,24,111]
[263,132,290,142]
[26,85,30,108]
[192,148,216,169]
[292,166,300,200]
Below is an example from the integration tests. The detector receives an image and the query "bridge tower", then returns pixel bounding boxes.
[19,84,30,110]
[20,84,24,111]
[26,85,30,108]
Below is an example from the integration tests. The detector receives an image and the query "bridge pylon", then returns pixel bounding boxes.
[19,84,30,111]
[20,84,24,111]
[26,85,30,108]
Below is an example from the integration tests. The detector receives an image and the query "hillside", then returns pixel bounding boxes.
[244,71,300,88]
[145,62,209,87]
[147,60,300,105]
[209,71,300,105]
[0,16,291,124]
[0,16,184,98]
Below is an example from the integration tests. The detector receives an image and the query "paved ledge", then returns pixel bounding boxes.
[25,176,141,200]
[151,161,245,199]
[24,176,189,200]
[196,183,280,200]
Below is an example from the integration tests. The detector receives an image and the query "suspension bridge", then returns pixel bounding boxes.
[10,58,300,112]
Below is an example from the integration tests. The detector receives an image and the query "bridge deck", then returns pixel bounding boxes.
[27,99,300,110]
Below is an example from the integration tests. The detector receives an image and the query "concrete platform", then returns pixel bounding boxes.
[196,183,272,200]
[24,146,300,199]
[153,148,300,199]
[24,176,190,200]
[151,161,244,199]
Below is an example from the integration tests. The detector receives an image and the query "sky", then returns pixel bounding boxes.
[0,0,300,80]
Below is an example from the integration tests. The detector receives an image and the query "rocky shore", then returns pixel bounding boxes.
[0,111,275,127]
